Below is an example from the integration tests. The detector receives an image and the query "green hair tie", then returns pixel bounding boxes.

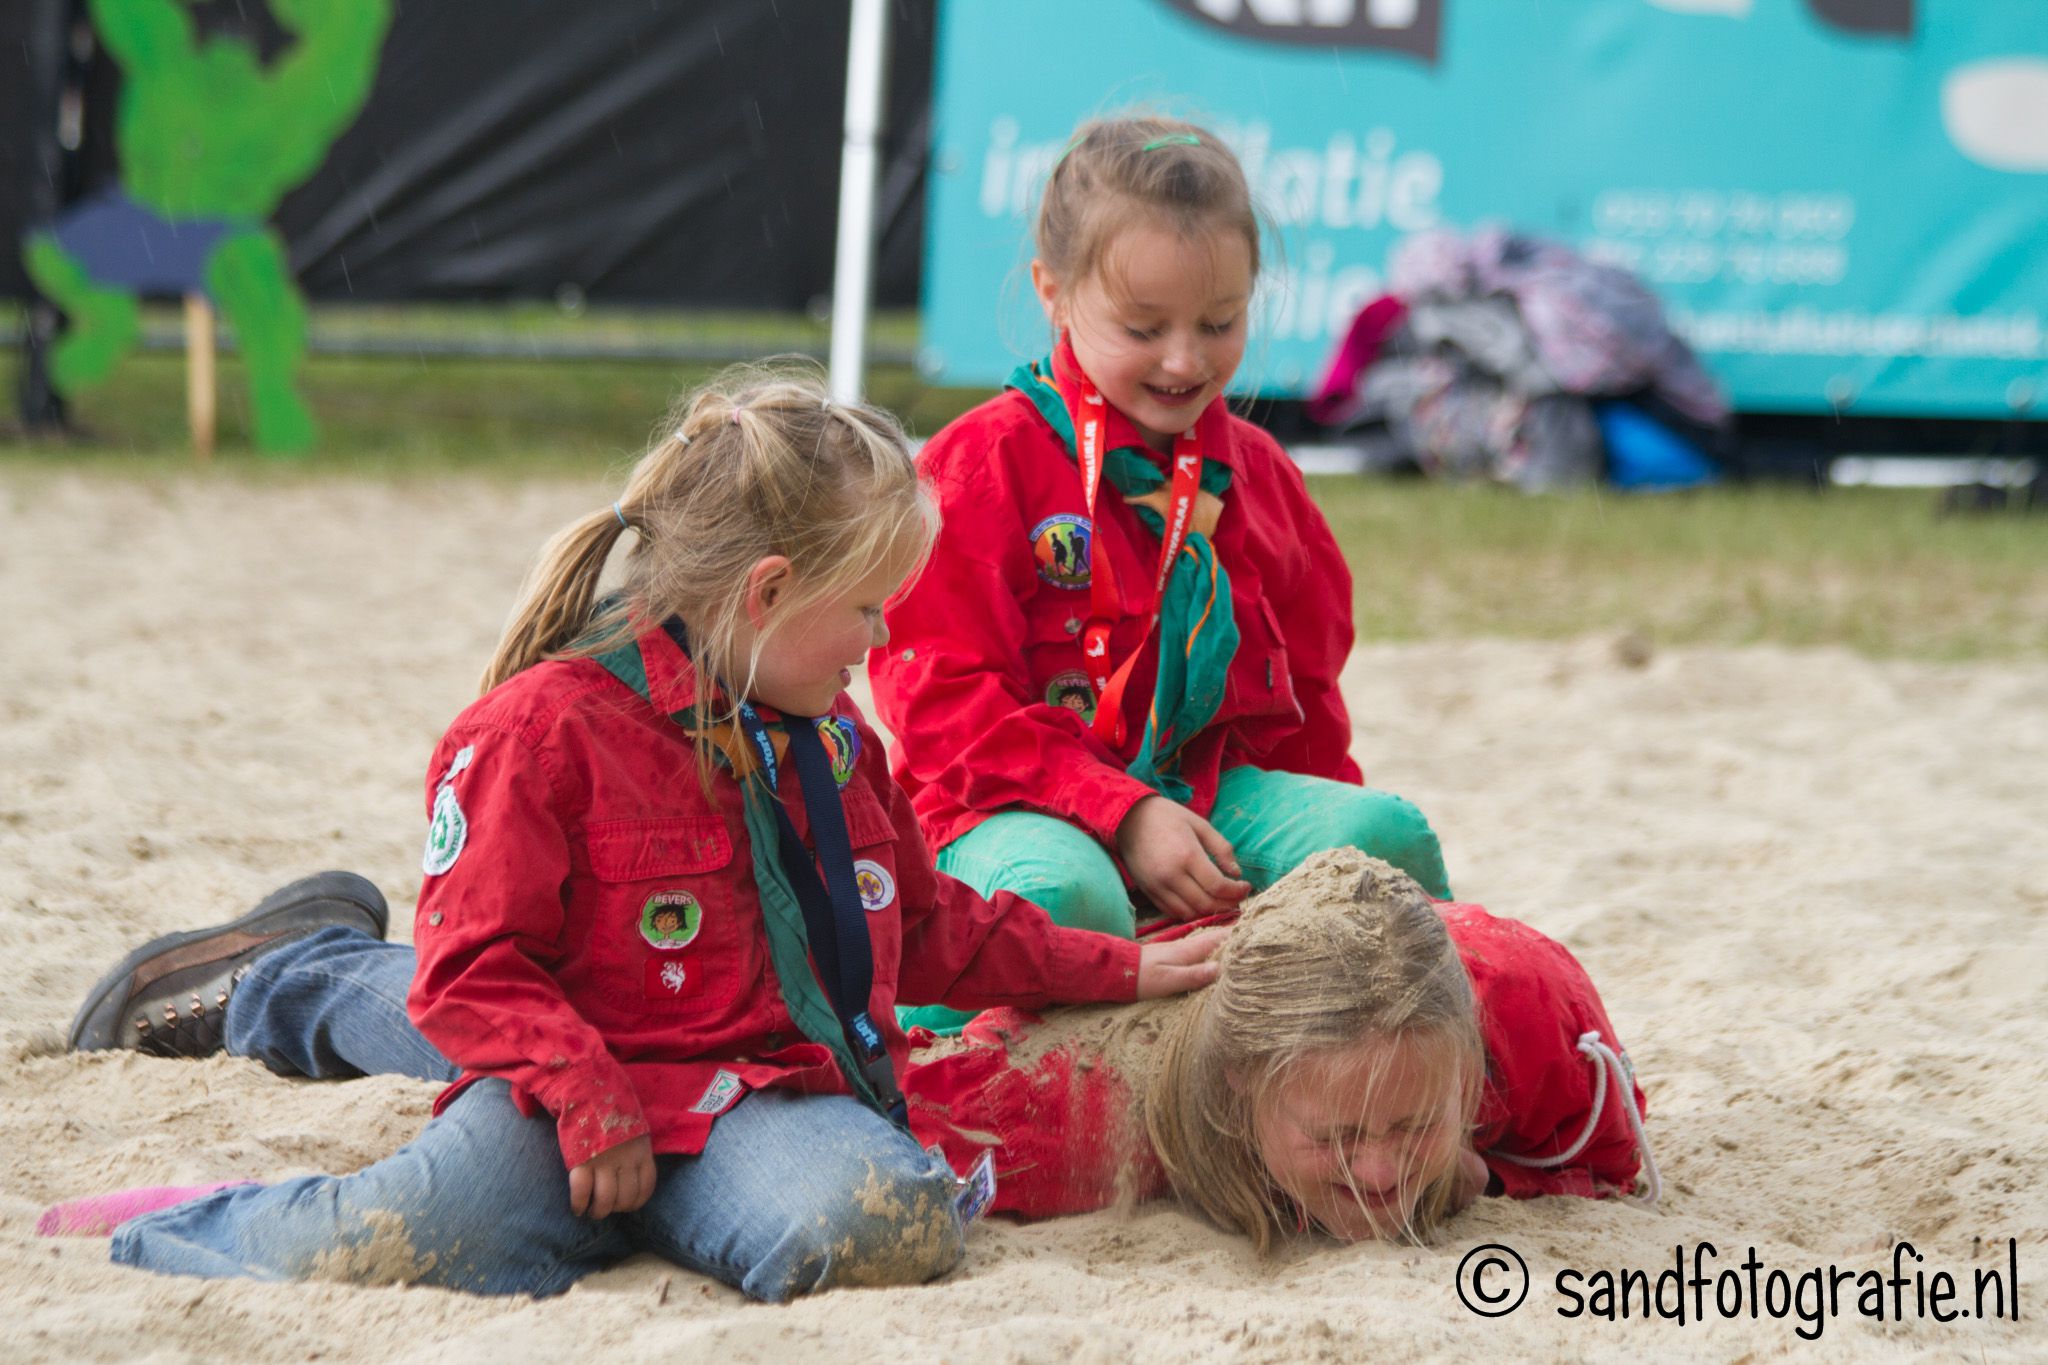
[1141,133,1201,151]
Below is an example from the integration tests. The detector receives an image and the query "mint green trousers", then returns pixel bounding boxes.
[900,765,1449,1034]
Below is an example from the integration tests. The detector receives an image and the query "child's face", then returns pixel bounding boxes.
[740,554,907,717]
[1033,218,1252,453]
[1252,1033,1465,1241]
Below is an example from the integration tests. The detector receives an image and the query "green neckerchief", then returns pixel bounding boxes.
[1006,355,1241,802]
[584,630,883,1114]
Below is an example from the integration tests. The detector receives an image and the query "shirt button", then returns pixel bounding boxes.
[428,912,444,927]
[901,648,915,662]
[1064,618,1082,635]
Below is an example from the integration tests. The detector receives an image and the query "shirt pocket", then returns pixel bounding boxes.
[842,784,905,999]
[1225,597,1303,724]
[576,815,760,1019]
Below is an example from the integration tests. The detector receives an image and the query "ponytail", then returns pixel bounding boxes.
[475,363,933,714]
[481,508,632,693]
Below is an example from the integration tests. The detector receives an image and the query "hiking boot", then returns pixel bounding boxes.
[67,871,388,1058]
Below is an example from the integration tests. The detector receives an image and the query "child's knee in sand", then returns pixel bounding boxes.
[761,1158,965,1298]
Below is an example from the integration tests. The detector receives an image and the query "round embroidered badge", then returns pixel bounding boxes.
[1030,514,1092,589]
[640,890,703,949]
[814,715,861,788]
[421,785,467,876]
[853,859,896,913]
[1045,669,1097,724]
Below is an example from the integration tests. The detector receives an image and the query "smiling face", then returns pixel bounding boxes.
[737,552,909,717]
[1034,218,1253,453]
[1252,1031,1469,1241]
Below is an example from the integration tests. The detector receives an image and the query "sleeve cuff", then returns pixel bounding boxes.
[1048,926,1144,1003]
[534,1060,650,1170]
[1074,775,1157,846]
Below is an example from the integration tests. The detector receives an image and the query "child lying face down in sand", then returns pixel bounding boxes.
[909,848,1659,1246]
[53,850,1652,1274]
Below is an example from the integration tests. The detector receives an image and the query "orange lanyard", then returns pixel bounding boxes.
[1059,364,1204,750]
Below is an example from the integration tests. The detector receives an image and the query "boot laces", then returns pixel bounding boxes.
[130,964,250,1059]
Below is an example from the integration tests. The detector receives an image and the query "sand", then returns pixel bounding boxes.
[1,470,2043,1363]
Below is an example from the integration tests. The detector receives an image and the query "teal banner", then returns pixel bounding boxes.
[921,0,2048,418]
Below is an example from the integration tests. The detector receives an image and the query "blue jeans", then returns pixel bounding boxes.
[114,929,963,1301]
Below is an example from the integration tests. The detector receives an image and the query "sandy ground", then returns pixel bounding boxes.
[1,471,2043,1363]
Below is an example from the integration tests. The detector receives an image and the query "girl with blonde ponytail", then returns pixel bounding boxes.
[65,363,1227,1303]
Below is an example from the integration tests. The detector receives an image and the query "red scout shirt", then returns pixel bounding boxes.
[405,625,1143,1170]
[905,900,1649,1217]
[870,341,1360,853]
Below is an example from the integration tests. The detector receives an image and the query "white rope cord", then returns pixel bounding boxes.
[1490,1029,1663,1206]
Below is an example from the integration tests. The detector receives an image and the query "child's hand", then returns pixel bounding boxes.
[1115,796,1253,920]
[1134,926,1231,999]
[568,1134,655,1219]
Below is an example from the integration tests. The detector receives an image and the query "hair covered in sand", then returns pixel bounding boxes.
[1145,851,1483,1252]
[481,364,935,770]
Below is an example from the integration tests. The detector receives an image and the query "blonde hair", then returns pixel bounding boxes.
[482,363,935,766]
[1145,854,1483,1253]
[1035,113,1261,295]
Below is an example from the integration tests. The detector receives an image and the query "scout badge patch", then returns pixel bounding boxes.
[421,745,473,876]
[1030,513,1091,588]
[853,859,895,912]
[1045,669,1097,723]
[814,714,861,788]
[640,889,703,948]
[648,958,690,997]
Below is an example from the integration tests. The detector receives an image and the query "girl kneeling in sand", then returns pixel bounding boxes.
[58,848,1652,1261]
[50,368,1225,1302]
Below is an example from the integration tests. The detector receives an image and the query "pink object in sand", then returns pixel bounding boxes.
[35,1180,253,1236]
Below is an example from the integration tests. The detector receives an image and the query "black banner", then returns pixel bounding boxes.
[5,0,935,309]
[1154,0,1442,62]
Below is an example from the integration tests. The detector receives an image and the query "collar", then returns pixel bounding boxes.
[1006,334,1238,472]
[634,619,785,727]
[637,618,707,718]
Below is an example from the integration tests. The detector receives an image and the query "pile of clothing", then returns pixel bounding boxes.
[1309,228,1729,492]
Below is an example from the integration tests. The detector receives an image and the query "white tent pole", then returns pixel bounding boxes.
[828,0,889,403]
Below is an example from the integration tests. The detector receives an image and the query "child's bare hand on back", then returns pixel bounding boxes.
[569,1134,655,1218]
[1134,925,1231,999]
[1116,795,1252,920]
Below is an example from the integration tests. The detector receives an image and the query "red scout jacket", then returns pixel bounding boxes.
[405,626,1143,1170]
[904,899,1648,1218]
[870,340,1360,853]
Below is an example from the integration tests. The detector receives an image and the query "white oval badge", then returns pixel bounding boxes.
[853,859,895,913]
[422,784,467,875]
